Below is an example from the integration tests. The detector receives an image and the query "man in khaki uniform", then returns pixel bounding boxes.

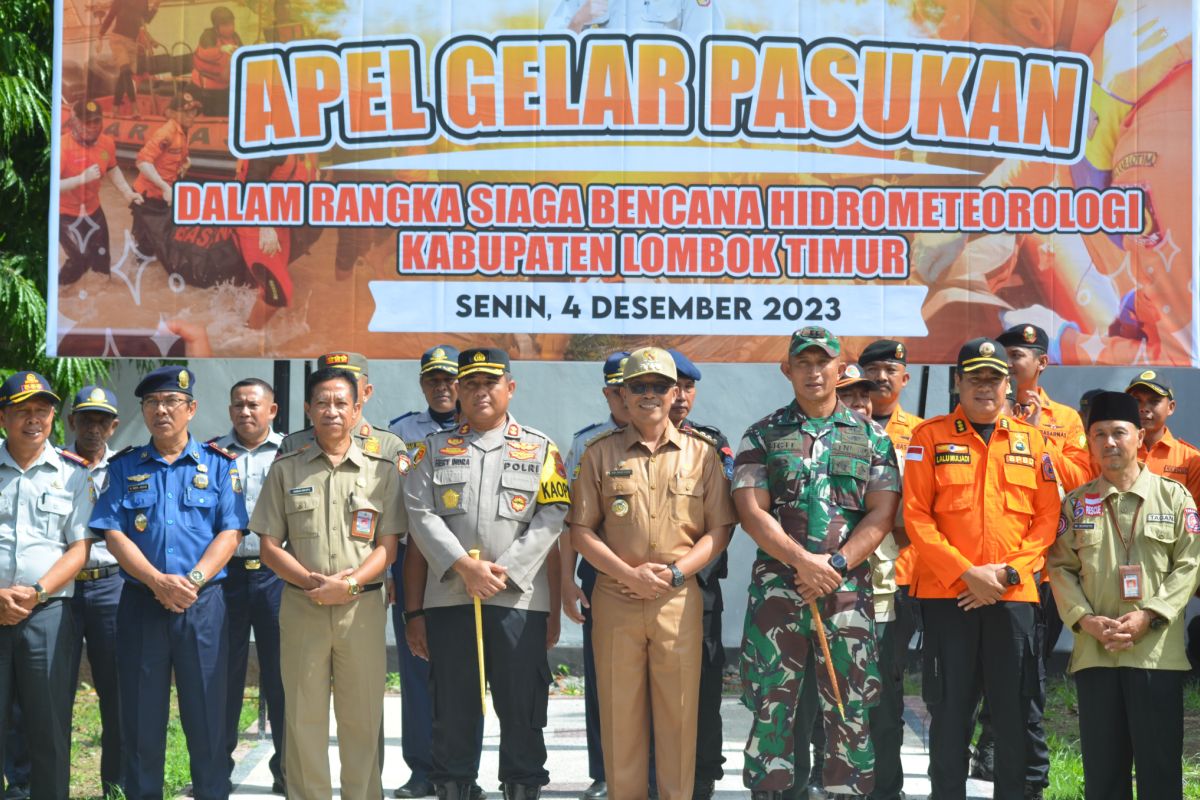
[569,347,738,800]
[252,366,405,800]
[1048,391,1200,800]
[405,347,569,800]
[278,351,409,467]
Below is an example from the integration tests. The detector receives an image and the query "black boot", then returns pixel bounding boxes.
[437,782,476,800]
[501,784,541,800]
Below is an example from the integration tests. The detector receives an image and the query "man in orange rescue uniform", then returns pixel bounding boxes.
[1125,370,1200,504]
[903,337,1060,800]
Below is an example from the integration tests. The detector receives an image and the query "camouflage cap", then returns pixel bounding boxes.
[622,347,677,384]
[1125,369,1173,400]
[789,326,840,357]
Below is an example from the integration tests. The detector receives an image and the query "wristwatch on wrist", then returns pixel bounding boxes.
[828,552,848,577]
[1149,612,1168,630]
[32,582,48,605]
[187,569,206,588]
[1003,565,1021,586]
[668,563,685,588]
[403,608,426,624]
[346,576,362,596]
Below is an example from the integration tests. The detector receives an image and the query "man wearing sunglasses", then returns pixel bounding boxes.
[569,347,737,800]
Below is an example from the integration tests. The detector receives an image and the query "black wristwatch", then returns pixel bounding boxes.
[828,553,848,577]
[1149,613,1168,630]
[1003,565,1021,586]
[403,608,426,625]
[668,563,685,588]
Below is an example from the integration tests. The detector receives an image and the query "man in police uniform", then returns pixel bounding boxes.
[569,347,736,800]
[545,0,723,35]
[253,366,405,800]
[211,378,286,793]
[561,351,628,800]
[0,372,94,800]
[1125,371,1200,504]
[1049,391,1200,800]
[387,345,469,799]
[65,385,123,796]
[903,339,1060,800]
[90,367,248,800]
[662,348,735,800]
[406,347,569,800]
[734,327,901,799]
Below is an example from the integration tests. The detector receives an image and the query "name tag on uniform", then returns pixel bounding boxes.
[352,510,376,540]
[1118,564,1143,600]
[289,487,314,495]
[607,468,633,478]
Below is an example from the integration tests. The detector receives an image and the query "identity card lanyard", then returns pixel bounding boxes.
[1105,495,1144,601]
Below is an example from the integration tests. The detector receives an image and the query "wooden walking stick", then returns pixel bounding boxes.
[809,599,845,720]
[469,549,487,715]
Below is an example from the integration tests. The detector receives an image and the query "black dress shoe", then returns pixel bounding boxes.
[581,781,606,800]
[395,779,436,798]
[692,778,715,800]
[272,779,286,795]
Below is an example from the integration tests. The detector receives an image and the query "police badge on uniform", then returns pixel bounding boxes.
[611,498,630,516]
[193,473,209,489]
[134,513,148,532]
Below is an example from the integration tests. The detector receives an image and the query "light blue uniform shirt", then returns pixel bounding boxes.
[79,445,117,569]
[211,429,283,557]
[89,436,249,584]
[389,409,459,459]
[0,441,95,598]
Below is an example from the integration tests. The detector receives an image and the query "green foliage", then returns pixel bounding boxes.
[0,0,108,427]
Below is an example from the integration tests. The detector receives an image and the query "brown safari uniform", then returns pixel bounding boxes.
[568,421,737,800]
[250,440,407,800]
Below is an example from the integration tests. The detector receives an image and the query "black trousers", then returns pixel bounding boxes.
[1075,667,1184,800]
[921,599,1038,800]
[425,605,551,787]
[695,572,725,782]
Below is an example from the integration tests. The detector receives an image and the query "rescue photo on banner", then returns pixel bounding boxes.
[47,0,1198,366]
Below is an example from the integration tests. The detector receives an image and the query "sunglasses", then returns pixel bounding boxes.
[626,381,673,396]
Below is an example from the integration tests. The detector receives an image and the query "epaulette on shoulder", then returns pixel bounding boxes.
[573,421,604,438]
[681,425,717,447]
[1158,474,1189,494]
[910,415,944,435]
[389,411,417,427]
[274,444,309,461]
[521,424,551,440]
[584,427,620,449]
[1177,437,1200,454]
[205,436,220,444]
[110,445,139,461]
[57,448,90,468]
[206,441,237,460]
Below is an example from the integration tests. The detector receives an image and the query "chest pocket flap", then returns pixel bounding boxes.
[933,464,975,513]
[121,490,156,510]
[1003,466,1037,515]
[183,486,217,509]
[38,490,74,516]
[500,470,539,493]
[603,477,635,497]
[433,467,469,486]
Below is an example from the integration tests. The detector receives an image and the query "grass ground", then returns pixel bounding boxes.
[68,683,260,799]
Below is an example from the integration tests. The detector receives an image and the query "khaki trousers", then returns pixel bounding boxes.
[592,574,702,800]
[279,585,386,800]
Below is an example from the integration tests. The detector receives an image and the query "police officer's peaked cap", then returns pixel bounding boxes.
[836,363,877,391]
[420,345,459,376]
[135,367,195,398]
[789,326,840,357]
[318,352,369,374]
[1087,391,1141,429]
[956,338,1009,375]
[858,339,907,366]
[622,347,677,384]
[73,385,119,416]
[667,349,702,382]
[0,371,60,408]
[457,347,510,380]
[1125,369,1174,400]
[997,323,1049,353]
[602,351,630,385]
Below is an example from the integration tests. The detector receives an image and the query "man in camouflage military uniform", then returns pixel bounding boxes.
[733,327,901,799]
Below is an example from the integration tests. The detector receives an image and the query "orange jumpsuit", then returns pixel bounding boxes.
[882,405,923,587]
[1139,427,1200,506]
[1032,387,1092,494]
[903,408,1060,603]
[133,119,188,200]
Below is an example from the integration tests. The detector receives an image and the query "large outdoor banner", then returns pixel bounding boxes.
[48,0,1197,364]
